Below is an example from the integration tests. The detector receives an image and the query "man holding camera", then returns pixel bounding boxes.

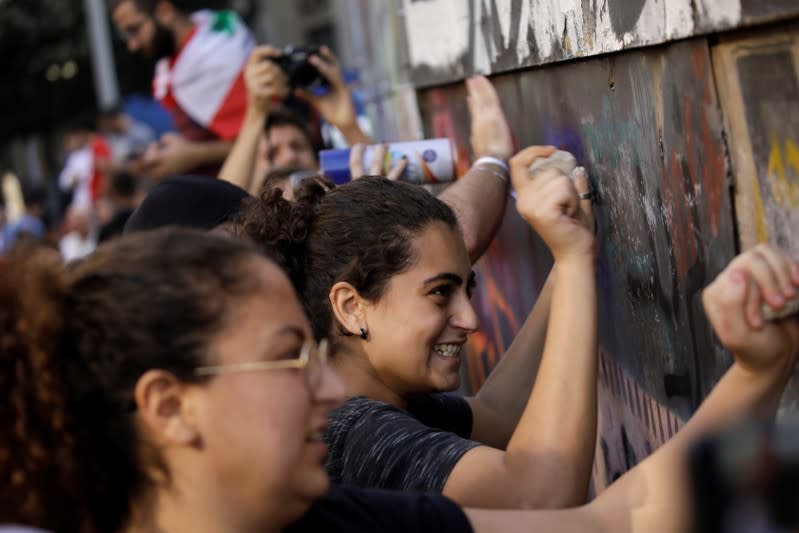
[112,0,254,178]
[263,46,374,172]
[221,45,376,194]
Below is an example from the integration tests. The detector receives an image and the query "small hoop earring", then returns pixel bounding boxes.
[359,327,368,340]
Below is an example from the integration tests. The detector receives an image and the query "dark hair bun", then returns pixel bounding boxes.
[237,181,326,293]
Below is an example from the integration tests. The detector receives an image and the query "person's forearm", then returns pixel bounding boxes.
[593,360,793,533]
[465,504,602,533]
[219,107,265,191]
[504,258,597,507]
[439,164,509,264]
[338,121,373,145]
[186,139,234,171]
[471,271,555,446]
[248,165,268,196]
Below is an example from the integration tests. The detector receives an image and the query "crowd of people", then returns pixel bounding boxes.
[1,1,798,532]
[0,105,154,260]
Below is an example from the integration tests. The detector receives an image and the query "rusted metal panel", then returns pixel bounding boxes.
[712,26,799,411]
[418,38,739,487]
[403,0,799,87]
[737,0,799,24]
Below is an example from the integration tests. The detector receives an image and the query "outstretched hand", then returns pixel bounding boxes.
[349,143,408,181]
[703,244,799,373]
[467,75,514,161]
[510,145,595,262]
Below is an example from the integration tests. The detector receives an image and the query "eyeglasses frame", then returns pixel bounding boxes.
[194,338,329,380]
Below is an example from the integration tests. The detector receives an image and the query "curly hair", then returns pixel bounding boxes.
[236,176,459,341]
[258,168,334,199]
[0,228,264,532]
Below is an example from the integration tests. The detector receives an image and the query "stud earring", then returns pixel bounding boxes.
[359,327,368,340]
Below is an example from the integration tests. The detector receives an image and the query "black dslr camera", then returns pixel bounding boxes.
[270,45,330,91]
[690,420,799,533]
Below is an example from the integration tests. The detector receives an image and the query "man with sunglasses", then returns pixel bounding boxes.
[111,0,254,179]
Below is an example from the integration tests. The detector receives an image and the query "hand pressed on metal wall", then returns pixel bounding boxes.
[702,243,799,373]
[466,75,515,161]
[509,145,595,262]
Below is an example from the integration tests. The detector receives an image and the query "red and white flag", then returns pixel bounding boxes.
[153,10,254,140]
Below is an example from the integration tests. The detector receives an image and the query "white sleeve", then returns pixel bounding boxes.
[58,150,92,191]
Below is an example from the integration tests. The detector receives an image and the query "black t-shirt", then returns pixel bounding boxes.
[285,485,473,532]
[324,393,480,492]
[98,209,135,243]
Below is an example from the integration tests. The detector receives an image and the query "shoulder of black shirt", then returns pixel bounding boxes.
[284,485,473,533]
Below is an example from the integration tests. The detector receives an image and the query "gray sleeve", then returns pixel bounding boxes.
[336,403,481,493]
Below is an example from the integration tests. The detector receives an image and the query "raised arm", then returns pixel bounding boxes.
[466,269,554,448]
[465,360,792,532]
[443,146,598,509]
[465,245,799,532]
[219,46,289,193]
[468,167,594,447]
[438,75,538,263]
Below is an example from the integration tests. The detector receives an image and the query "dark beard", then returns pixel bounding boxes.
[151,21,176,59]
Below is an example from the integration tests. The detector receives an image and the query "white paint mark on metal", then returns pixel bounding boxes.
[493,0,513,51]
[696,0,742,28]
[530,0,558,59]
[561,1,588,57]
[643,193,659,229]
[636,0,695,44]
[403,0,754,81]
[593,0,624,54]
[402,0,470,70]
[472,0,492,73]
[663,0,696,39]
[515,0,533,62]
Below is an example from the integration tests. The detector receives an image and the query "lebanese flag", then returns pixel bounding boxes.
[89,136,111,202]
[153,10,254,140]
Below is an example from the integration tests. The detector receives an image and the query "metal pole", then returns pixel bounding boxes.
[84,0,120,110]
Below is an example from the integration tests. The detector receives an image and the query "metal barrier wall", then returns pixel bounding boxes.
[341,0,799,489]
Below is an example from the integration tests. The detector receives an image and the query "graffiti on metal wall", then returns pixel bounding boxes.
[739,47,799,257]
[767,134,799,209]
[713,31,799,255]
[419,38,738,483]
[402,0,799,87]
[594,349,684,490]
[712,30,799,410]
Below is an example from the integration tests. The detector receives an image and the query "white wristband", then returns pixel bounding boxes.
[473,156,509,173]
[474,165,508,185]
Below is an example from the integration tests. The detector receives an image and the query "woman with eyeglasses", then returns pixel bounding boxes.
[2,227,797,532]
[1,228,342,532]
[3,228,497,532]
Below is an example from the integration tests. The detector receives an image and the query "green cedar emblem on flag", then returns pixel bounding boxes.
[211,11,237,36]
